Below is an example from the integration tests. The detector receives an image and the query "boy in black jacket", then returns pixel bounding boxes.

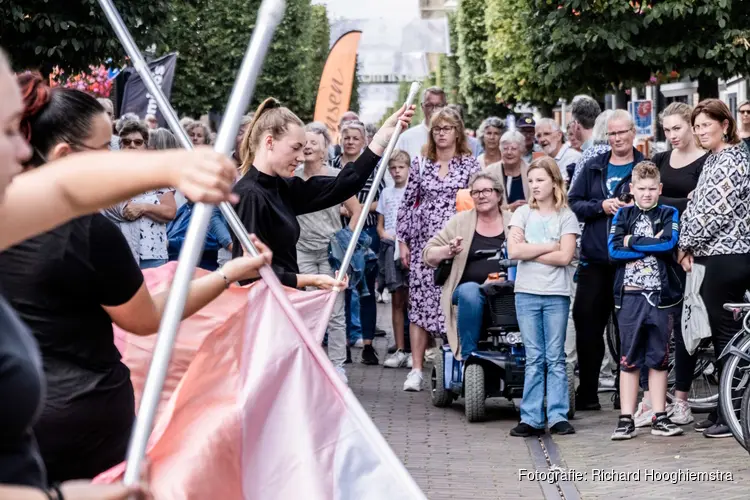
[607,161,684,440]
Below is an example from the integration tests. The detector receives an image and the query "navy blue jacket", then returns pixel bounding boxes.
[608,203,683,309]
[569,148,645,263]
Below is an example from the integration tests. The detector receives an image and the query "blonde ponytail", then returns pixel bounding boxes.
[239,97,303,175]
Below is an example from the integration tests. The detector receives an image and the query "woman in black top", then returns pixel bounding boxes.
[232,98,414,289]
[0,72,271,486]
[0,51,240,498]
[636,102,708,428]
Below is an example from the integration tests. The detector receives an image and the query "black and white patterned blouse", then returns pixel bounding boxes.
[679,143,750,257]
[129,189,174,261]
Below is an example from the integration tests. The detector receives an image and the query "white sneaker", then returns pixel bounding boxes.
[351,338,364,348]
[376,291,384,303]
[384,349,408,368]
[669,398,694,425]
[382,289,391,304]
[424,347,438,364]
[406,353,413,368]
[335,366,348,385]
[597,377,616,392]
[403,370,423,391]
[634,400,654,428]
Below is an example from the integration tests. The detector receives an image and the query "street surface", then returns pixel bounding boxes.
[346,304,750,500]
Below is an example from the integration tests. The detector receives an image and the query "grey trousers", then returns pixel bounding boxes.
[297,247,347,368]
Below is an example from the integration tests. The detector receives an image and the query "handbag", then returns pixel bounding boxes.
[682,263,711,355]
[434,258,452,286]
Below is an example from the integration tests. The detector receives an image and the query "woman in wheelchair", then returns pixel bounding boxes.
[423,171,511,361]
[507,157,579,437]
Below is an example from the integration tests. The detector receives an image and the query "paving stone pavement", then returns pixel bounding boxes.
[344,304,750,500]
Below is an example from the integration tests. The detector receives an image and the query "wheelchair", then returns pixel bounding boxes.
[430,255,576,423]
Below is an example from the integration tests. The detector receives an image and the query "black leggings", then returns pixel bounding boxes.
[640,305,697,393]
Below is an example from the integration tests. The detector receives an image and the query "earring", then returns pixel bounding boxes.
[723,133,729,143]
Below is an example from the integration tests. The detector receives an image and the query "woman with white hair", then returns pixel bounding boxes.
[476,116,505,169]
[485,130,529,211]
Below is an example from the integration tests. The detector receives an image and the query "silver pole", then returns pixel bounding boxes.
[96,0,287,486]
[337,81,421,277]
[97,0,263,257]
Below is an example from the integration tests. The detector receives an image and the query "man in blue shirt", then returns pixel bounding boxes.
[569,109,644,411]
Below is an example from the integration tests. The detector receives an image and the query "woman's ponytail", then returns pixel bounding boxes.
[238,97,303,176]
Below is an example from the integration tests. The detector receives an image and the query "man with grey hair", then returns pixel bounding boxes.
[395,86,447,160]
[535,118,581,181]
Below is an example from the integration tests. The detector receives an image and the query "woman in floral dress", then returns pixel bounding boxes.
[397,107,480,391]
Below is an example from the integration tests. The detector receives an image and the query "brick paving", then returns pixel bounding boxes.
[345,304,750,499]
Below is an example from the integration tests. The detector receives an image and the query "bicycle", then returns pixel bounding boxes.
[717,303,750,448]
[606,310,720,412]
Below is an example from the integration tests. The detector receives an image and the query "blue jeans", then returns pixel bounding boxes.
[516,293,571,428]
[451,282,486,358]
[139,258,167,270]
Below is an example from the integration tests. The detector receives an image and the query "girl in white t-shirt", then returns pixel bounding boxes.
[508,157,580,437]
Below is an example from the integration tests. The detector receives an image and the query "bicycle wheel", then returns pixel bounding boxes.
[606,313,618,366]
[740,381,750,454]
[666,339,719,412]
[719,335,750,448]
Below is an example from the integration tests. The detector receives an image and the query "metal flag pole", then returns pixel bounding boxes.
[336,81,421,276]
[96,0,264,258]
[96,0,287,486]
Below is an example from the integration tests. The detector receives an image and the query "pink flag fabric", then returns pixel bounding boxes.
[97,263,425,500]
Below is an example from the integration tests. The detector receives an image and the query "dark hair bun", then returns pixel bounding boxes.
[17,71,51,141]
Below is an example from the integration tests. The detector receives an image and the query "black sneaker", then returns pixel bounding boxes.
[694,417,715,433]
[611,415,636,440]
[611,392,620,410]
[575,395,601,411]
[704,422,732,438]
[374,327,387,338]
[361,345,379,365]
[651,413,684,437]
[344,346,352,364]
[550,421,576,435]
[387,344,398,354]
[510,422,545,437]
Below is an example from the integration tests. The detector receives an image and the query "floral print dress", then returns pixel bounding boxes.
[397,154,480,336]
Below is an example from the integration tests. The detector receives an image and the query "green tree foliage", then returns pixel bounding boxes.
[439,12,463,108]
[1,0,168,73]
[485,0,557,110]
[526,0,750,97]
[456,0,507,128]
[160,0,327,120]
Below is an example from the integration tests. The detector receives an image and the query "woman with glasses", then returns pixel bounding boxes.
[0,71,272,484]
[737,101,750,150]
[423,171,509,364]
[678,98,750,438]
[397,107,480,392]
[111,120,178,268]
[486,130,530,212]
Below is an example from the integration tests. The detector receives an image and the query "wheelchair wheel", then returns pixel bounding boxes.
[567,362,576,420]
[431,349,453,408]
[740,381,750,454]
[719,335,750,448]
[464,364,486,422]
[605,313,619,367]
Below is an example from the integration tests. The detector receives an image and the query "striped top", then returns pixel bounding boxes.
[334,154,384,228]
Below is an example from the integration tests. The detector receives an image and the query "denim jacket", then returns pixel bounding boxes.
[328,227,377,296]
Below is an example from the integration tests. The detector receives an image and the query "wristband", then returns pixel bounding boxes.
[217,268,231,289]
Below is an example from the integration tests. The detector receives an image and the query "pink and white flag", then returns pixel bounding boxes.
[97,264,425,500]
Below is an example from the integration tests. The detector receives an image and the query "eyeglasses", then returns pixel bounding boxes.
[423,103,444,111]
[432,126,456,136]
[121,138,145,147]
[692,122,718,133]
[740,110,750,115]
[470,188,497,198]
[606,129,633,138]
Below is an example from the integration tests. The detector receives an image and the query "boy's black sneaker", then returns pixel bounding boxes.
[651,412,684,437]
[361,345,379,365]
[550,421,576,435]
[510,423,545,437]
[611,415,636,440]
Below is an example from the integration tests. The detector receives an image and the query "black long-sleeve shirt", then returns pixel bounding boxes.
[232,147,381,287]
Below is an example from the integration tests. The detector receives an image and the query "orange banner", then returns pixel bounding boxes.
[313,31,362,140]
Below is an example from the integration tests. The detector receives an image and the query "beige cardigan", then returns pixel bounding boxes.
[422,208,512,361]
